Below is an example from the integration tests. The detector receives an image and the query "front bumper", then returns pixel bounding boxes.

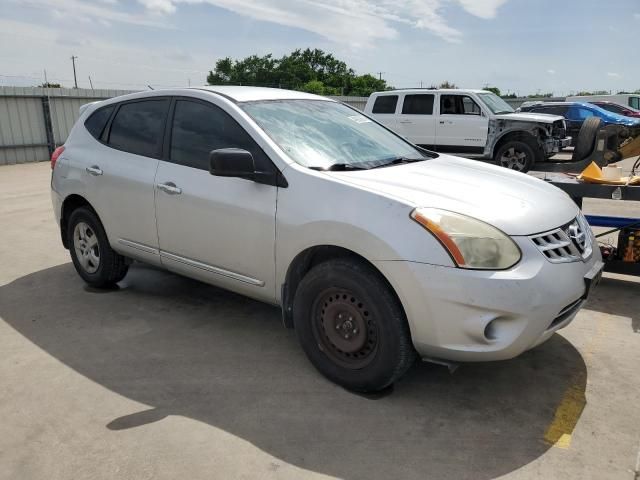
[374,235,602,362]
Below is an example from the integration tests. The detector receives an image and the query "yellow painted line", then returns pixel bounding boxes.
[543,375,586,449]
[543,311,610,450]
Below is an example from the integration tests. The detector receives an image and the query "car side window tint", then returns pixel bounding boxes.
[170,99,267,171]
[402,94,434,115]
[84,105,114,140]
[630,97,640,109]
[577,108,594,120]
[440,95,481,115]
[108,99,169,158]
[538,105,568,116]
[372,95,398,114]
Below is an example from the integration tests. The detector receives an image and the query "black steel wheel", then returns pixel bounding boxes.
[312,287,379,370]
[293,258,416,392]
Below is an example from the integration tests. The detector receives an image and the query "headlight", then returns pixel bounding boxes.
[410,208,521,270]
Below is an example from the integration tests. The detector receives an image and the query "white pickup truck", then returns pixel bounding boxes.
[364,89,571,172]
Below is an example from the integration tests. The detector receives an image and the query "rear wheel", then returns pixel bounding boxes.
[572,117,602,162]
[68,207,129,288]
[495,139,537,172]
[293,258,416,392]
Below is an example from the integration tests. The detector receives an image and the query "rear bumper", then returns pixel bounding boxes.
[374,235,602,362]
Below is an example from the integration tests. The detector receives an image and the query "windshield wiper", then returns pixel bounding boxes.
[368,157,424,169]
[308,163,368,171]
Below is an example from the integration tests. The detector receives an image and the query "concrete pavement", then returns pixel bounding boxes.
[0,162,639,480]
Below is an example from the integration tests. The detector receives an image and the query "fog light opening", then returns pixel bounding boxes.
[484,320,498,341]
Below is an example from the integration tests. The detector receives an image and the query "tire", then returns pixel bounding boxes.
[67,207,129,288]
[293,258,416,392]
[572,117,602,162]
[495,139,538,172]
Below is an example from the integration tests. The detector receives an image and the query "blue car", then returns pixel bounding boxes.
[519,101,640,145]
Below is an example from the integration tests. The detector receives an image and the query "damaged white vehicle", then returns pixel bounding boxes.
[365,89,571,172]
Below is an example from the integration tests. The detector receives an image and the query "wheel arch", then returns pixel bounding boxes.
[60,194,99,249]
[280,245,406,329]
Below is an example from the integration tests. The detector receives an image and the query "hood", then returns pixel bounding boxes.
[494,112,563,123]
[327,155,578,236]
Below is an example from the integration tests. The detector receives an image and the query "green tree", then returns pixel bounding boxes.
[301,80,325,94]
[439,81,457,89]
[483,86,501,96]
[207,48,391,96]
[38,82,62,88]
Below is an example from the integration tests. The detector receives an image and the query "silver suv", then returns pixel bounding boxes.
[51,87,602,392]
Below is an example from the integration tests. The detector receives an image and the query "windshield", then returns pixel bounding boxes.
[478,92,515,114]
[241,100,429,169]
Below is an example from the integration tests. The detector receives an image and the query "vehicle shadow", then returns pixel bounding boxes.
[585,276,640,333]
[0,263,588,480]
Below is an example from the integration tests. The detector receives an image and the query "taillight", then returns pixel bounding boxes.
[51,146,65,170]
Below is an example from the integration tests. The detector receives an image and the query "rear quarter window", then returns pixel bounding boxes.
[372,95,398,114]
[84,105,114,140]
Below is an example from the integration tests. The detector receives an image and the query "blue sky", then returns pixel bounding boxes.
[2,0,639,95]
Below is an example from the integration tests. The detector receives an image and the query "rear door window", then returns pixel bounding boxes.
[630,97,640,109]
[107,99,170,158]
[169,99,268,171]
[401,94,434,115]
[84,105,114,140]
[372,95,398,114]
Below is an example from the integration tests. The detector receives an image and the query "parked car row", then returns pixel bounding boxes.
[518,101,640,146]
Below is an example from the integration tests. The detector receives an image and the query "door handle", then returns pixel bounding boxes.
[86,166,103,176]
[439,121,454,125]
[157,182,182,195]
[399,120,413,124]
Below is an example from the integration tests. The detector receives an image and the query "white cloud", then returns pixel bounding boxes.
[14,0,169,28]
[607,72,621,78]
[456,0,508,19]
[138,0,176,14]
[634,13,640,19]
[135,0,510,45]
[547,69,555,75]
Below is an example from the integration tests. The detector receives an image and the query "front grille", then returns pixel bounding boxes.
[530,215,592,263]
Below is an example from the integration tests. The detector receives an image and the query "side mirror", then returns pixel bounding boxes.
[209,148,255,180]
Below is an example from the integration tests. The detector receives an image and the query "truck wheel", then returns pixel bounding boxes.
[495,139,536,172]
[68,207,129,288]
[293,258,416,392]
[572,117,602,162]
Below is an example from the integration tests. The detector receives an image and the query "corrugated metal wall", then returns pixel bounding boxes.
[0,86,541,166]
[0,87,135,165]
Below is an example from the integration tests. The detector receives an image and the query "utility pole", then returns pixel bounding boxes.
[70,55,78,88]
[376,71,384,81]
[43,69,48,85]
[88,76,94,90]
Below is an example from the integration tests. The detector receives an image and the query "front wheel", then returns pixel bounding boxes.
[495,139,537,172]
[293,258,416,392]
